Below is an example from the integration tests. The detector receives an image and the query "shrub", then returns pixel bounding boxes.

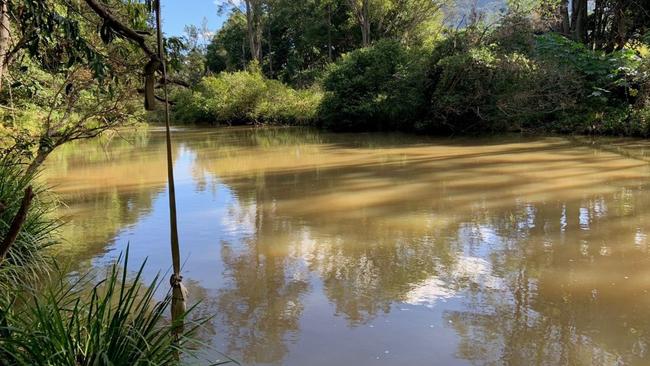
[319,40,428,132]
[420,26,648,135]
[172,68,321,125]
[533,33,646,135]
[0,155,58,289]
[253,81,322,124]
[0,252,233,365]
[492,12,536,54]
[424,33,581,134]
[535,33,642,105]
[176,23,648,137]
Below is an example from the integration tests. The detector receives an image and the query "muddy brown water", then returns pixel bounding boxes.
[44,126,650,365]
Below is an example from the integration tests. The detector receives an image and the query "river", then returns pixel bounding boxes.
[44,126,650,365]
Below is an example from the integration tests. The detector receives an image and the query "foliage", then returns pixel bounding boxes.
[319,40,428,131]
[422,26,582,133]
[166,23,212,86]
[192,17,650,137]
[533,32,646,134]
[0,251,219,366]
[1,0,153,172]
[173,67,321,125]
[535,33,642,91]
[0,155,58,289]
[207,0,446,85]
[206,13,249,73]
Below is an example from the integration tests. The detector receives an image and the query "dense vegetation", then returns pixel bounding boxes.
[164,1,650,136]
[0,252,197,365]
[1,0,649,163]
[172,65,322,125]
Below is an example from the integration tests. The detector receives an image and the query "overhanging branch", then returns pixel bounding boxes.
[84,0,157,58]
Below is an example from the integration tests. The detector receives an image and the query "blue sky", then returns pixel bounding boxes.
[161,1,227,37]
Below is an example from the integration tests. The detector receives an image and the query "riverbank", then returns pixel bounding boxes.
[167,19,649,138]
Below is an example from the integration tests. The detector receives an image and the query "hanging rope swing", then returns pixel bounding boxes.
[153,0,187,340]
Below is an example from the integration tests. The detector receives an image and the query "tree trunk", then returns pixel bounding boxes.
[245,0,262,63]
[347,0,370,47]
[0,0,11,92]
[571,0,588,43]
[0,187,34,266]
[267,21,273,76]
[361,0,370,46]
[242,36,246,67]
[611,4,627,51]
[558,0,570,35]
[327,4,333,61]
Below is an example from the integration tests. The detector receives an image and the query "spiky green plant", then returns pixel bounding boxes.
[0,155,58,289]
[0,250,237,365]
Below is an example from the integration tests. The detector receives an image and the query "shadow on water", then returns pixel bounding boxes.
[46,126,650,365]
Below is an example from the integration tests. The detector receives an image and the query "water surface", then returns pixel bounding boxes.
[45,127,650,365]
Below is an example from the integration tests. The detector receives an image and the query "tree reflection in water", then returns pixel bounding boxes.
[47,127,650,365]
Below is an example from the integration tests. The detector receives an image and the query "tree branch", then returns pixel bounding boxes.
[159,76,190,88]
[83,0,157,58]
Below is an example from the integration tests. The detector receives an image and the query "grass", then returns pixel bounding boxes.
[0,249,238,365]
[0,155,59,291]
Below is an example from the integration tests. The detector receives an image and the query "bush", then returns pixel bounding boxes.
[0,252,230,365]
[420,23,650,135]
[423,29,582,134]
[492,13,536,54]
[172,67,321,125]
[533,33,647,135]
[253,81,322,124]
[319,40,428,132]
[0,155,58,289]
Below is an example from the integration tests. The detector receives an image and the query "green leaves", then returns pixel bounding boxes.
[172,70,321,125]
[0,249,215,365]
[0,155,58,292]
[13,0,107,78]
[320,40,427,131]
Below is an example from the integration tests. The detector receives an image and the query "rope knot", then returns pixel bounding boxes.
[170,273,183,287]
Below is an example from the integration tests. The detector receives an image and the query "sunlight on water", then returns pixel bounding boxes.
[44,126,650,365]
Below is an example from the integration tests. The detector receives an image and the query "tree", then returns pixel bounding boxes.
[346,0,371,46]
[375,0,446,44]
[164,22,213,85]
[264,0,357,83]
[0,0,156,174]
[207,13,249,73]
[570,0,587,42]
[209,0,358,84]
[588,0,650,52]
[217,0,265,63]
[543,0,650,52]
[0,0,197,172]
[0,0,10,91]
[346,0,446,47]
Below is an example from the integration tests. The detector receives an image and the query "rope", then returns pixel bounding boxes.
[155,0,181,277]
[154,0,184,342]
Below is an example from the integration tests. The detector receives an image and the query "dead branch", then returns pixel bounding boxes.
[0,186,34,266]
